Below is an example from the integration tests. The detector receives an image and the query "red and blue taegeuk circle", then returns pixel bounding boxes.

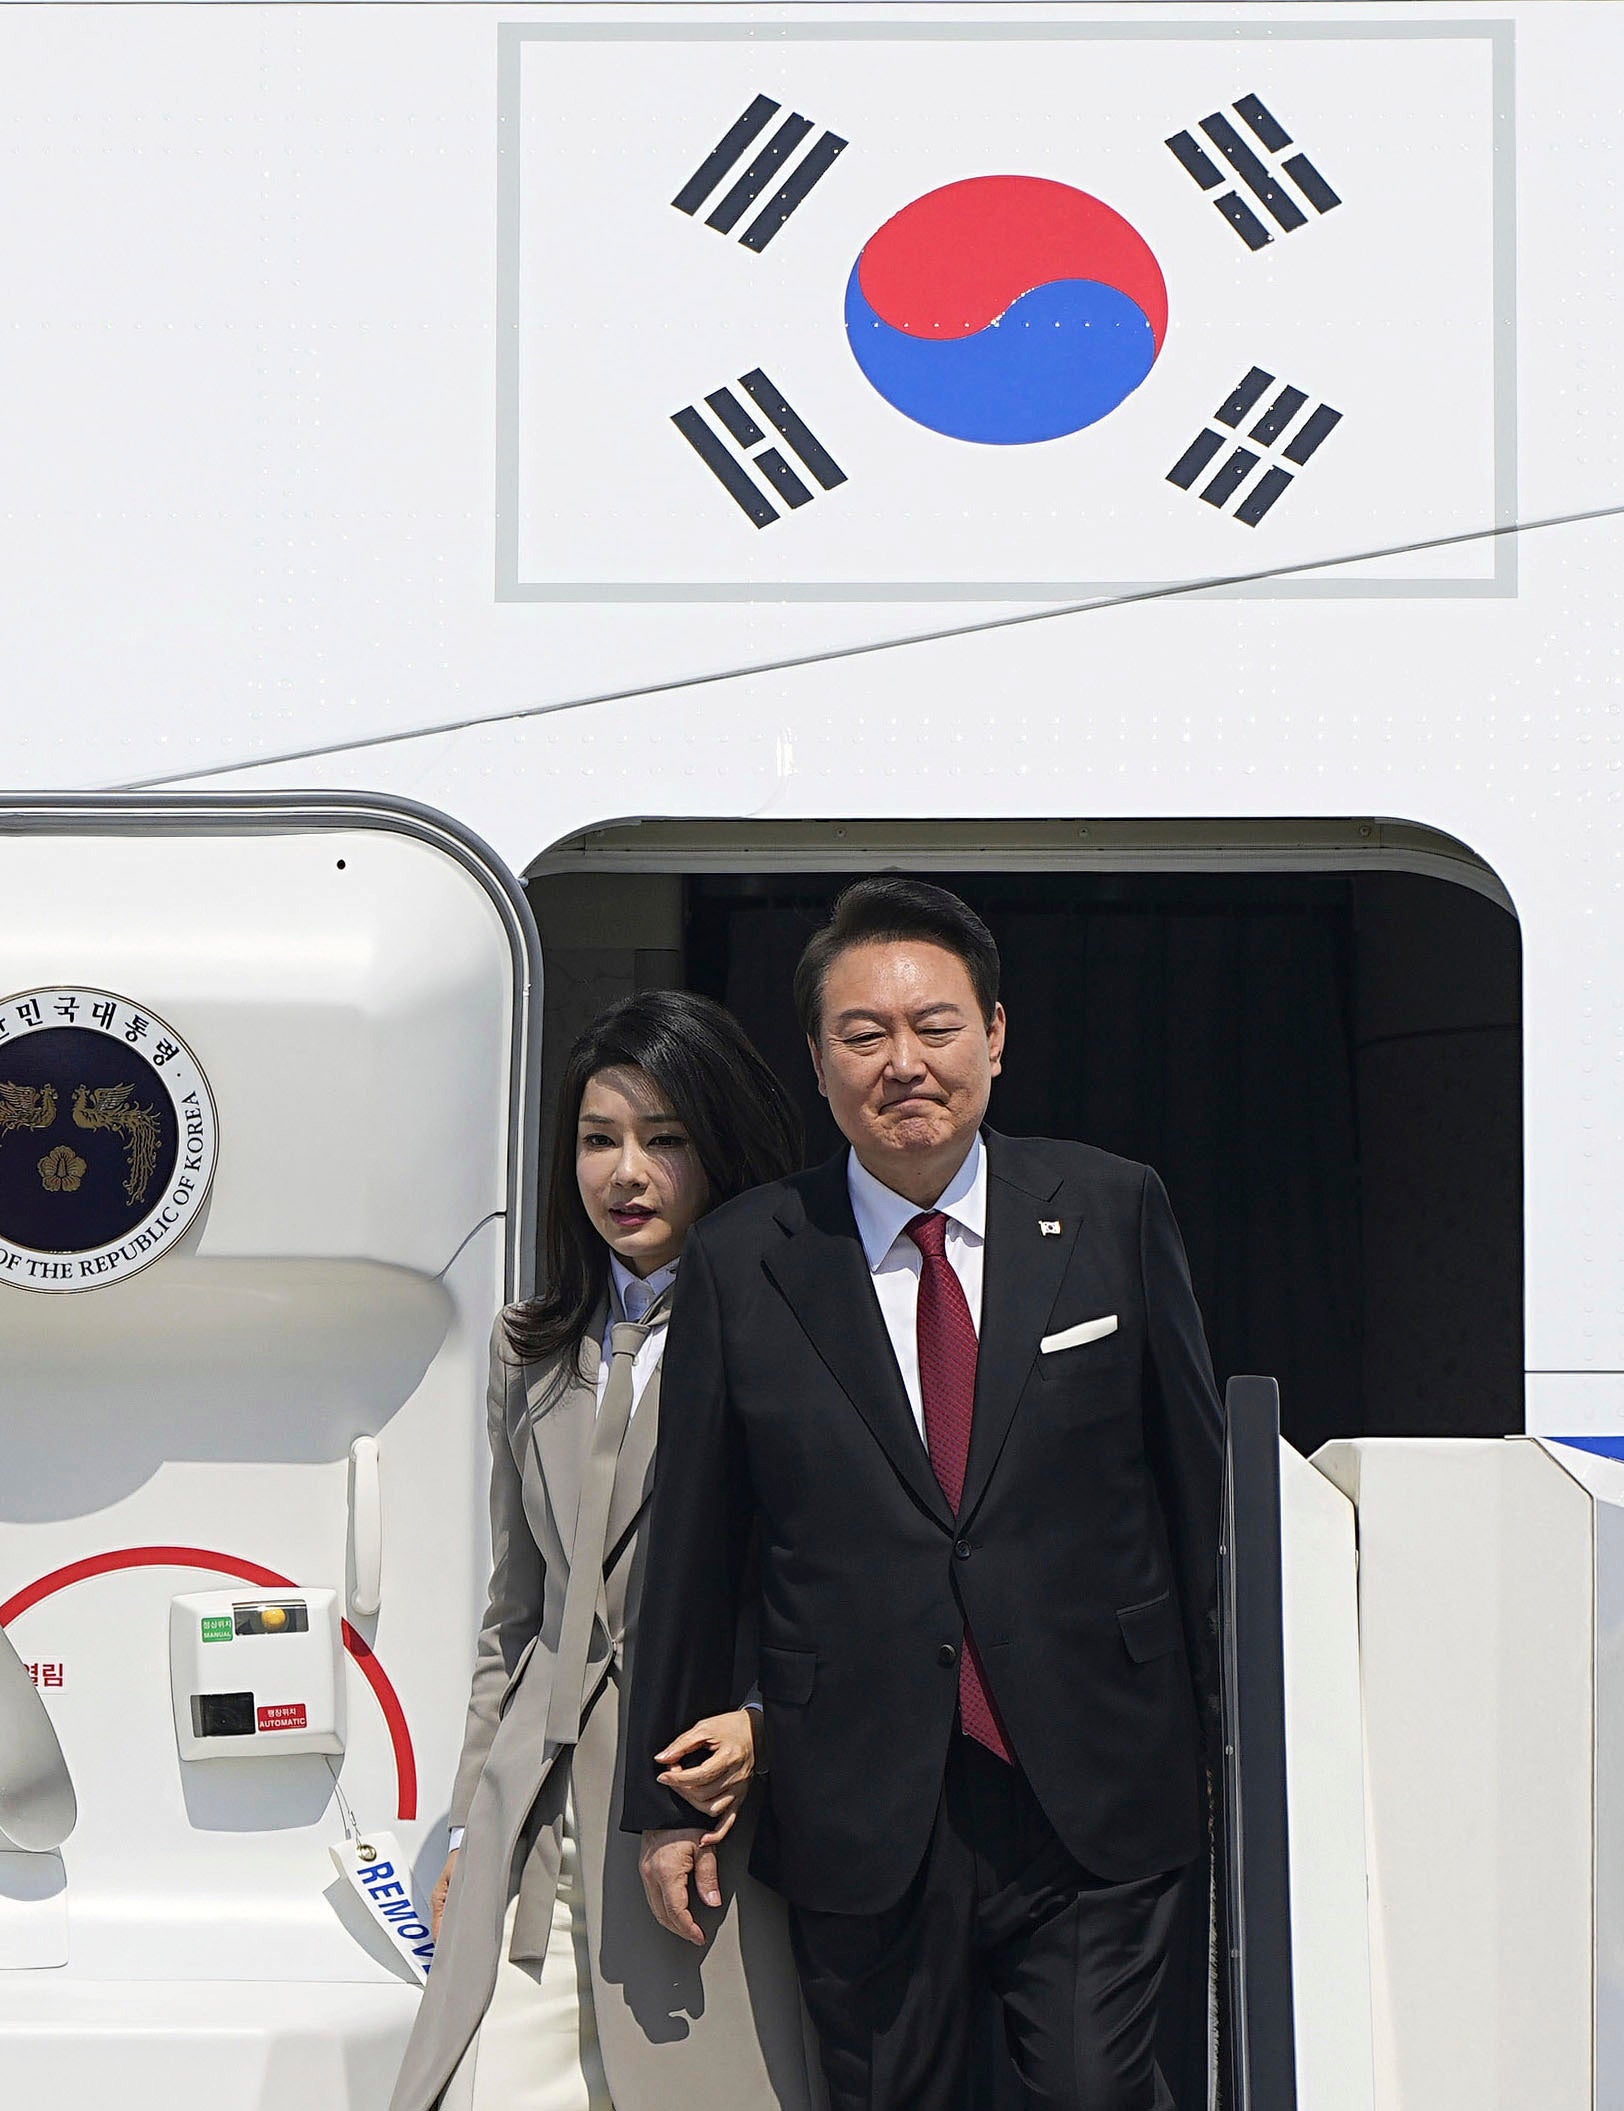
[845,176,1168,445]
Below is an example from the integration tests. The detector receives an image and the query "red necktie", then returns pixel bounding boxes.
[907,1211,1014,1764]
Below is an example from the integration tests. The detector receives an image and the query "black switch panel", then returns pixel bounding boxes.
[190,1691,256,1738]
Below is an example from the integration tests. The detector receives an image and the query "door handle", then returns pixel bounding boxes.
[347,1437,383,1620]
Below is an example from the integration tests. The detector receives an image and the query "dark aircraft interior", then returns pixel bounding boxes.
[530,855,1523,1460]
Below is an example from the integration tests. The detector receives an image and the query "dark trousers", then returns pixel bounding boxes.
[788,1737,1185,2111]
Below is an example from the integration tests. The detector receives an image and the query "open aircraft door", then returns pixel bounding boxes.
[0,795,538,2107]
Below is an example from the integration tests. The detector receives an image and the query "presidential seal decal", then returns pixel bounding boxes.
[0,989,218,1291]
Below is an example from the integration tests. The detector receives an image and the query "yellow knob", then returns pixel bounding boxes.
[261,1606,288,1632]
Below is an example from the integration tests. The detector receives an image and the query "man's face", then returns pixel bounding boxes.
[810,939,1005,1188]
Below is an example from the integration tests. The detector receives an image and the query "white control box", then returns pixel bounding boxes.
[169,1589,346,1761]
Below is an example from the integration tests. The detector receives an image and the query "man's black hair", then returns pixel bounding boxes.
[793,877,1001,1039]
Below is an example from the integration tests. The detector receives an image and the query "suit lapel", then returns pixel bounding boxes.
[763,1155,954,1531]
[526,1318,601,1535]
[959,1134,1078,1524]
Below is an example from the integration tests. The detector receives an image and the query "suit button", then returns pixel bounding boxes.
[954,1540,972,1560]
[938,1644,958,1668]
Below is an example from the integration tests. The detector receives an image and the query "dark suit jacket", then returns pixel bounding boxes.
[621,1130,1224,1917]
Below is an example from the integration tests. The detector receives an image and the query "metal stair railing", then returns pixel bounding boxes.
[1217,1373,1298,2111]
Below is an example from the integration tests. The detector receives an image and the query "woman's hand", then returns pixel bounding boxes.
[430,1849,458,1940]
[655,1708,758,1843]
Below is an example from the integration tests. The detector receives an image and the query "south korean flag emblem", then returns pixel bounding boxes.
[500,19,1507,602]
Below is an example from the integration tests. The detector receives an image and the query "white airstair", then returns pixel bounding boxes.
[0,798,1614,2109]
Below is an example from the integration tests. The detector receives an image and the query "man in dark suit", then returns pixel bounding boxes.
[623,879,1223,2111]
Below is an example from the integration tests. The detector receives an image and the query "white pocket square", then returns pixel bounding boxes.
[1040,1315,1118,1355]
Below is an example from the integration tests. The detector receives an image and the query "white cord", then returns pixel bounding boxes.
[323,1756,360,1843]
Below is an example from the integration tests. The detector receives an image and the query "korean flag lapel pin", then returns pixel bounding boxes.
[1039,1219,1062,1237]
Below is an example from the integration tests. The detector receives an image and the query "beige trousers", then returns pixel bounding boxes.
[441,1807,613,2111]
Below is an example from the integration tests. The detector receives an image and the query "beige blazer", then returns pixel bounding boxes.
[388,1311,824,2111]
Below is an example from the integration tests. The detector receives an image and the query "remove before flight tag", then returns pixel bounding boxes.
[330,1828,435,1984]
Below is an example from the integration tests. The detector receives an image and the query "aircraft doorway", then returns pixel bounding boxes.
[528,825,1523,1450]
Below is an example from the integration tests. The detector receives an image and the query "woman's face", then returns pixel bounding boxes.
[575,1065,711,1277]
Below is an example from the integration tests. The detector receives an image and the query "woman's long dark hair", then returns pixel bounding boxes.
[502,990,802,1369]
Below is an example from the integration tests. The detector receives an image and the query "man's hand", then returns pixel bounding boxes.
[639,1827,720,1947]
[430,1848,458,1941]
[656,1708,757,1843]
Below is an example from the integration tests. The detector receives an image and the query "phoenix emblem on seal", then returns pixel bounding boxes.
[71,1083,163,1207]
[0,1082,58,1141]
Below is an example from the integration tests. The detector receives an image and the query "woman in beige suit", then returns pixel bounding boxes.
[389,992,821,2111]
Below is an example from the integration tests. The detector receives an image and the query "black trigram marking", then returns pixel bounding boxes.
[672,93,848,253]
[1166,367,1341,525]
[1166,94,1340,251]
[672,370,847,528]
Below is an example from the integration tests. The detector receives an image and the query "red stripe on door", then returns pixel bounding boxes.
[1,1544,419,1820]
